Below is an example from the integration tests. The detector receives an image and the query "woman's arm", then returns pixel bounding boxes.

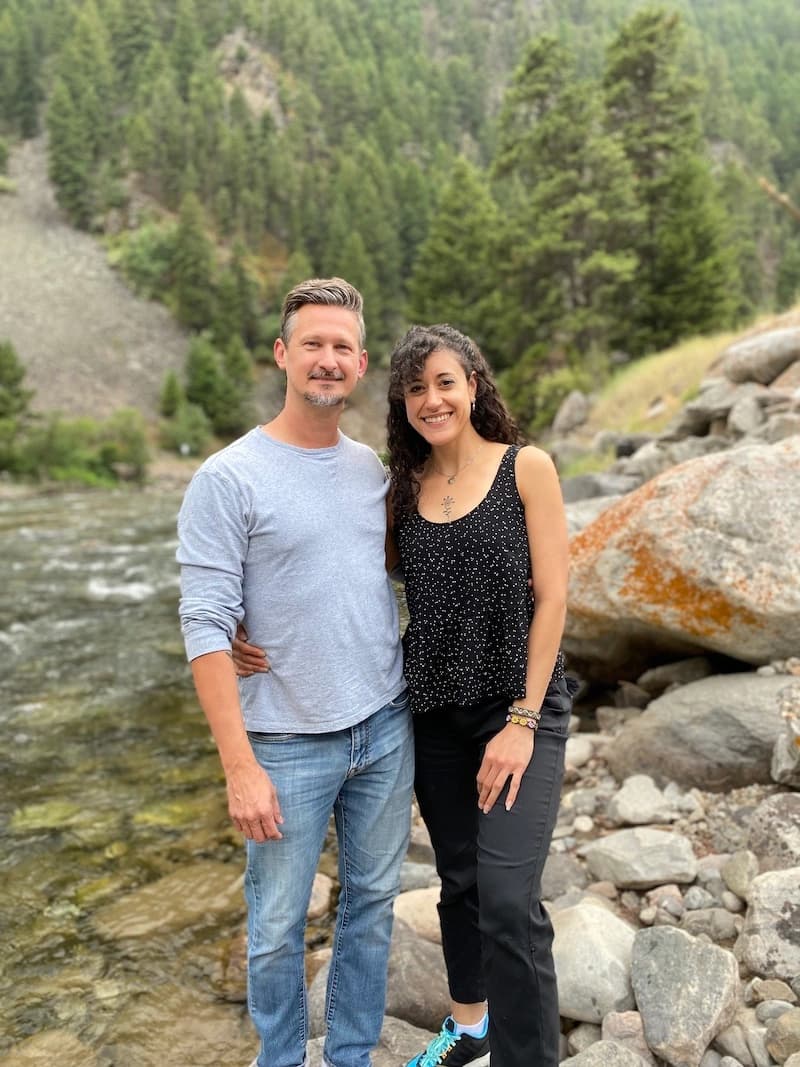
[476,445,568,814]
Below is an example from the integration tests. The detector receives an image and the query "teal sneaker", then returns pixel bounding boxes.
[405,1016,490,1067]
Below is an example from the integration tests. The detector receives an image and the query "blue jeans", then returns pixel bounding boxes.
[245,691,414,1067]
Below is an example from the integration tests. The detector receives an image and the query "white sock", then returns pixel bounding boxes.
[453,1013,488,1038]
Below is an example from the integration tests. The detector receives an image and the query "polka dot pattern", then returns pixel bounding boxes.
[397,445,565,714]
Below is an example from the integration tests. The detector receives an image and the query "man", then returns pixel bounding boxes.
[177,278,412,1067]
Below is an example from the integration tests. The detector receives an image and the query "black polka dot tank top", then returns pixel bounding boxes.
[396,445,565,714]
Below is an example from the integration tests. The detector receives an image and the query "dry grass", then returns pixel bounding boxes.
[583,304,800,437]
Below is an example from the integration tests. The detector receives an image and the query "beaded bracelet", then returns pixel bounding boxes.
[506,705,542,730]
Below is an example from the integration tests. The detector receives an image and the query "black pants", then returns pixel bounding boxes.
[413,676,573,1067]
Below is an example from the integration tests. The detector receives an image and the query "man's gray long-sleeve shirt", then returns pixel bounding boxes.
[177,426,404,733]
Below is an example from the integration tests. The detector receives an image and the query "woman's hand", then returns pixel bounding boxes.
[476,724,535,813]
[231,624,270,677]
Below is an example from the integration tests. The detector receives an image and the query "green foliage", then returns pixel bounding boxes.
[172,192,216,329]
[0,339,34,470]
[8,409,149,485]
[109,220,177,298]
[490,35,642,376]
[407,157,497,352]
[184,334,252,438]
[159,401,211,455]
[498,362,594,436]
[11,0,799,432]
[602,8,741,351]
[0,339,33,419]
[159,369,182,417]
[47,78,93,228]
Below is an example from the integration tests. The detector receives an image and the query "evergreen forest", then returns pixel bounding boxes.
[1,0,799,447]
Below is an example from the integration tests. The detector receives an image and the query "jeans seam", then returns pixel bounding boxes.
[326,795,350,1028]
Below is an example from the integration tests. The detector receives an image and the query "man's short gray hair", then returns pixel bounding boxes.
[280,278,366,348]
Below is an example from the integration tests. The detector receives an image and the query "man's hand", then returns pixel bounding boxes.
[476,725,535,814]
[227,760,284,841]
[232,623,271,677]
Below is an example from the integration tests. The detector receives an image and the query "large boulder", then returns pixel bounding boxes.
[604,673,789,791]
[721,327,800,385]
[564,437,800,680]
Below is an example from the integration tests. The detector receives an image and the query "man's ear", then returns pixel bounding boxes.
[274,337,287,370]
[357,349,368,379]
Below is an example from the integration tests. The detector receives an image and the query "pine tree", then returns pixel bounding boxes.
[171,0,203,100]
[57,1,116,160]
[0,340,33,420]
[0,339,34,471]
[159,369,182,417]
[47,78,94,228]
[173,192,216,330]
[111,0,157,92]
[602,8,740,351]
[647,153,738,346]
[489,35,642,374]
[13,18,41,138]
[407,157,497,351]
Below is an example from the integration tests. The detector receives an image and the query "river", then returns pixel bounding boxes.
[0,488,296,1065]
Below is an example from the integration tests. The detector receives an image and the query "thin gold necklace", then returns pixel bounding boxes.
[431,445,483,485]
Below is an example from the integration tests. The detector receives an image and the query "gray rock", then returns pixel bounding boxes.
[553,389,591,435]
[722,327,800,385]
[755,1000,794,1024]
[601,1010,657,1064]
[632,926,739,1067]
[735,868,800,982]
[582,828,697,889]
[684,886,718,910]
[551,896,636,1022]
[700,1051,723,1067]
[637,657,715,696]
[541,851,589,901]
[605,674,789,791]
[681,907,740,945]
[745,1028,772,1067]
[567,1022,603,1055]
[683,380,766,430]
[762,412,800,443]
[309,920,449,1037]
[728,394,765,436]
[747,793,800,871]
[721,851,760,901]
[765,1007,800,1062]
[561,472,641,504]
[606,775,678,826]
[560,1039,650,1066]
[399,860,439,893]
[714,1019,755,1065]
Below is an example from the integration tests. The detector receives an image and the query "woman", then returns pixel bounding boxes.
[386,323,571,1067]
[234,323,573,1067]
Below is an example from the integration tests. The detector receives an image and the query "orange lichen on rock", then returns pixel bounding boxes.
[570,480,659,566]
[621,541,760,640]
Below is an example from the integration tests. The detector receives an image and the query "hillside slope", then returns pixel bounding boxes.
[0,138,188,420]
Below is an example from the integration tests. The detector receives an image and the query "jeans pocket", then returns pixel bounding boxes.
[387,687,410,710]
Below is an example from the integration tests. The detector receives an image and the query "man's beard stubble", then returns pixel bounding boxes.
[303,391,346,408]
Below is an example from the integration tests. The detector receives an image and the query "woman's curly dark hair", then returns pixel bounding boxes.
[387,324,524,523]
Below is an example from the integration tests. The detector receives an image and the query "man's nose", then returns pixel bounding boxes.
[317,345,339,368]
